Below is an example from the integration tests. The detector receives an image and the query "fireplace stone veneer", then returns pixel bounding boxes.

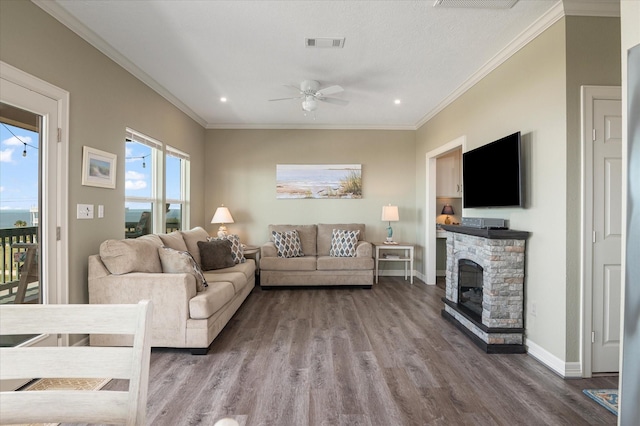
[440,225,529,353]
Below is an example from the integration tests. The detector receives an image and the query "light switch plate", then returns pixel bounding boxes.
[98,205,104,218]
[77,204,94,219]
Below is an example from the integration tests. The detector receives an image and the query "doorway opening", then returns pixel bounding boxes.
[425,135,465,285]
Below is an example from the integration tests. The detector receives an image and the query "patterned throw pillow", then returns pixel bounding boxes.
[158,246,208,291]
[208,234,246,264]
[329,229,360,257]
[272,230,304,258]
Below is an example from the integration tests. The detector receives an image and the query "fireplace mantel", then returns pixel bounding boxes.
[441,225,529,240]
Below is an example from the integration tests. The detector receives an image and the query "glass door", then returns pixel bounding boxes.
[0,75,62,390]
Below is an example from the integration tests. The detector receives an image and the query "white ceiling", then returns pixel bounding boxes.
[35,0,617,130]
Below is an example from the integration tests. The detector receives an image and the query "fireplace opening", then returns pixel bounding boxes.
[458,259,483,319]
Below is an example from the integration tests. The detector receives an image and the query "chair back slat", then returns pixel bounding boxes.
[0,347,134,380]
[0,390,130,424]
[0,300,152,426]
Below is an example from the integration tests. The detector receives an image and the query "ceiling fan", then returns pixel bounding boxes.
[269,80,349,113]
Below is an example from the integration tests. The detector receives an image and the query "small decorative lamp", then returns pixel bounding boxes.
[211,205,234,238]
[441,204,455,225]
[381,204,400,243]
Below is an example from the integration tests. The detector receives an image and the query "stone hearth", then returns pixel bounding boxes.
[440,225,529,353]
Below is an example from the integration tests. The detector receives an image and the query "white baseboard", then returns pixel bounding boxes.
[526,338,582,378]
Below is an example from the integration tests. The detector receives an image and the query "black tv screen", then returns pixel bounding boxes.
[462,131,523,208]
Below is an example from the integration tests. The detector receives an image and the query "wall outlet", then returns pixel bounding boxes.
[77,203,94,219]
[530,301,537,317]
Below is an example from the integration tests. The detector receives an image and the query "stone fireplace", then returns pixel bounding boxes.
[441,225,529,353]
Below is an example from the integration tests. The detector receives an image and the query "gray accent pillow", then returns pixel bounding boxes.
[158,246,208,292]
[208,234,246,264]
[198,239,235,271]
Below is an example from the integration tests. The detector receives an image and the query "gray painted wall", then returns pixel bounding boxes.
[0,1,206,322]
[415,17,621,363]
[204,129,417,277]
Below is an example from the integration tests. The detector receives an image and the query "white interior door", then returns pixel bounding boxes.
[591,98,623,373]
[0,71,65,391]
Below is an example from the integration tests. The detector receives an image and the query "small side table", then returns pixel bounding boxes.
[243,245,260,274]
[373,242,414,284]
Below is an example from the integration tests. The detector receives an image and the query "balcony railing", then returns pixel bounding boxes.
[1,226,38,304]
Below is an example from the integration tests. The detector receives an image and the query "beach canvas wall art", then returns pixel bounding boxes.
[276,164,362,199]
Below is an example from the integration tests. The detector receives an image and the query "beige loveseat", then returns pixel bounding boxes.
[88,227,254,354]
[260,223,374,288]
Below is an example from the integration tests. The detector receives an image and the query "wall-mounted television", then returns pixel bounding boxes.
[462,131,524,208]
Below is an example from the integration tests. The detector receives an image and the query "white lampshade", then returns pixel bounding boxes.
[211,206,234,238]
[211,206,234,224]
[381,205,399,222]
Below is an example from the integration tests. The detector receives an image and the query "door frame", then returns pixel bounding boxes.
[580,85,621,377]
[0,62,69,314]
[425,135,466,285]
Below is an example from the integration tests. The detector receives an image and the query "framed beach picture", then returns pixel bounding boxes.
[82,146,117,189]
[276,164,362,199]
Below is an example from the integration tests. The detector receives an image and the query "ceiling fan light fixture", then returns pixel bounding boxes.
[302,97,318,112]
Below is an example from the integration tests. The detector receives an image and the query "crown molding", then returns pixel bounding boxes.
[414,0,619,130]
[31,0,207,128]
[205,123,416,131]
[415,1,566,129]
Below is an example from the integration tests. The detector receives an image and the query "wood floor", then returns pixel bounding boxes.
[97,278,617,425]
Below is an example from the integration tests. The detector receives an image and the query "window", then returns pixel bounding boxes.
[165,146,190,233]
[124,129,190,237]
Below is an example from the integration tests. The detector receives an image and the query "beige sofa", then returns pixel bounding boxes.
[88,227,254,354]
[260,224,374,288]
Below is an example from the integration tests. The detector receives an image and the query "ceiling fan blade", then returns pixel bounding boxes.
[268,96,303,101]
[318,97,349,106]
[316,85,343,97]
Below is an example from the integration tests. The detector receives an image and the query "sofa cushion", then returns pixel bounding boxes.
[203,271,248,293]
[209,234,246,264]
[158,246,208,292]
[198,239,236,271]
[269,224,317,256]
[100,238,163,275]
[189,281,236,319]
[317,223,365,256]
[259,256,317,271]
[159,231,188,252]
[272,230,304,258]
[317,255,375,271]
[180,227,210,265]
[329,229,360,257]
[205,260,256,281]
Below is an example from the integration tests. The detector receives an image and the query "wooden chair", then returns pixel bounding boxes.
[0,300,153,425]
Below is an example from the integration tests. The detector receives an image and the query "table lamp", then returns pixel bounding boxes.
[381,204,399,243]
[211,205,234,237]
[441,204,454,225]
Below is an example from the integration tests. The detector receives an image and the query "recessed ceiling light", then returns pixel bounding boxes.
[394,99,401,105]
[220,97,227,102]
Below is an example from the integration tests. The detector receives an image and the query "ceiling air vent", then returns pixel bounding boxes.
[305,38,345,48]
[433,0,518,9]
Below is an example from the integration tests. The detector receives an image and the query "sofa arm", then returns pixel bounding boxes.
[261,242,278,258]
[356,241,373,258]
[89,272,197,346]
